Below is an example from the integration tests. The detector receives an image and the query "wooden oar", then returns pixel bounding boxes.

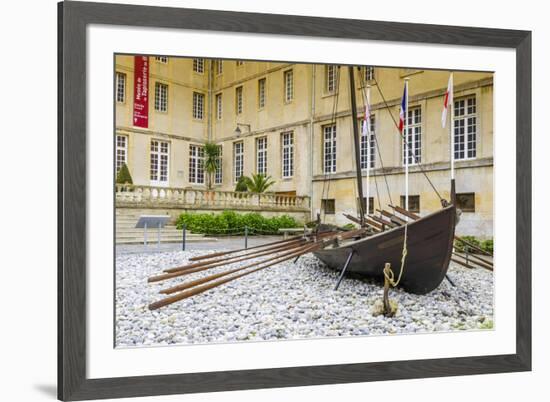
[453,236,493,257]
[452,252,493,271]
[377,209,407,225]
[149,228,367,308]
[389,204,420,221]
[163,238,308,273]
[370,214,398,228]
[187,234,305,262]
[343,213,361,225]
[168,229,340,272]
[148,243,323,310]
[159,242,317,295]
[149,228,368,309]
[365,217,384,231]
[148,240,310,283]
[344,213,382,232]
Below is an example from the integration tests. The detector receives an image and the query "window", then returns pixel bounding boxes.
[258,78,266,109]
[358,197,375,215]
[360,115,376,169]
[403,107,421,165]
[323,124,337,173]
[256,137,267,175]
[364,66,375,81]
[215,60,223,75]
[326,65,337,93]
[193,58,204,73]
[454,97,477,160]
[193,92,204,120]
[281,131,294,178]
[115,135,127,173]
[216,93,222,120]
[215,145,223,185]
[284,69,294,102]
[233,141,244,182]
[456,192,475,212]
[154,82,168,112]
[321,199,336,215]
[189,145,205,184]
[115,72,126,103]
[236,60,244,66]
[235,86,243,115]
[400,195,420,213]
[150,140,169,184]
[155,56,168,63]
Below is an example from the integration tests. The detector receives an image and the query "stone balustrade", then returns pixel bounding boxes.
[115,184,311,213]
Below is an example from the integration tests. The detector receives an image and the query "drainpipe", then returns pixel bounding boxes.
[207,60,213,141]
[309,65,316,221]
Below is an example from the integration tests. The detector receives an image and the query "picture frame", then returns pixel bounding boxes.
[58,1,531,400]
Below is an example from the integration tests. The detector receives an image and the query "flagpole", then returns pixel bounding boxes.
[449,73,455,180]
[404,78,409,217]
[365,85,371,218]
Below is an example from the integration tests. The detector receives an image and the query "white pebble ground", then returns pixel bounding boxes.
[115,250,494,347]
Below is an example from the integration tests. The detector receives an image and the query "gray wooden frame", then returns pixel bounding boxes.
[58,1,531,400]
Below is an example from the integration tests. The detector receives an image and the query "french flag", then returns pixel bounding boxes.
[441,73,453,128]
[398,83,408,133]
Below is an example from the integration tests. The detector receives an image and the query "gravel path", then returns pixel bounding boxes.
[115,249,494,347]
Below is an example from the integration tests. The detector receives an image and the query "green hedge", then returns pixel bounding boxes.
[454,236,493,254]
[175,210,301,235]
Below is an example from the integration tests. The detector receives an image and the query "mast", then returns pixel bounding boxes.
[449,73,456,205]
[449,72,455,181]
[348,66,365,227]
[365,85,371,220]
[404,78,410,217]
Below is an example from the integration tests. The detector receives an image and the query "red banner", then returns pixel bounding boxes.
[133,56,149,128]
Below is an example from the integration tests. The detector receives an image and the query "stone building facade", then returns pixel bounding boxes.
[115,55,493,237]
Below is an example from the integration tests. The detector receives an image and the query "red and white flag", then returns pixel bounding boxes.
[441,73,453,128]
[362,96,371,136]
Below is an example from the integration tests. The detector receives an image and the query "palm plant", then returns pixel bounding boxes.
[203,142,220,190]
[244,173,275,193]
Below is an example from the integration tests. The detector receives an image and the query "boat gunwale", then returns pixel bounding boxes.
[315,204,456,252]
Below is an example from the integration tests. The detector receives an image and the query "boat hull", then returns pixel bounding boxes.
[313,205,456,294]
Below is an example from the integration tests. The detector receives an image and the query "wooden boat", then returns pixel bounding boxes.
[313,203,456,294]
[147,66,483,310]
[310,66,458,295]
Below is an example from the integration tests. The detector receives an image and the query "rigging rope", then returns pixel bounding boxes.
[320,65,341,223]
[357,71,383,213]
[357,70,394,207]
[371,76,444,203]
